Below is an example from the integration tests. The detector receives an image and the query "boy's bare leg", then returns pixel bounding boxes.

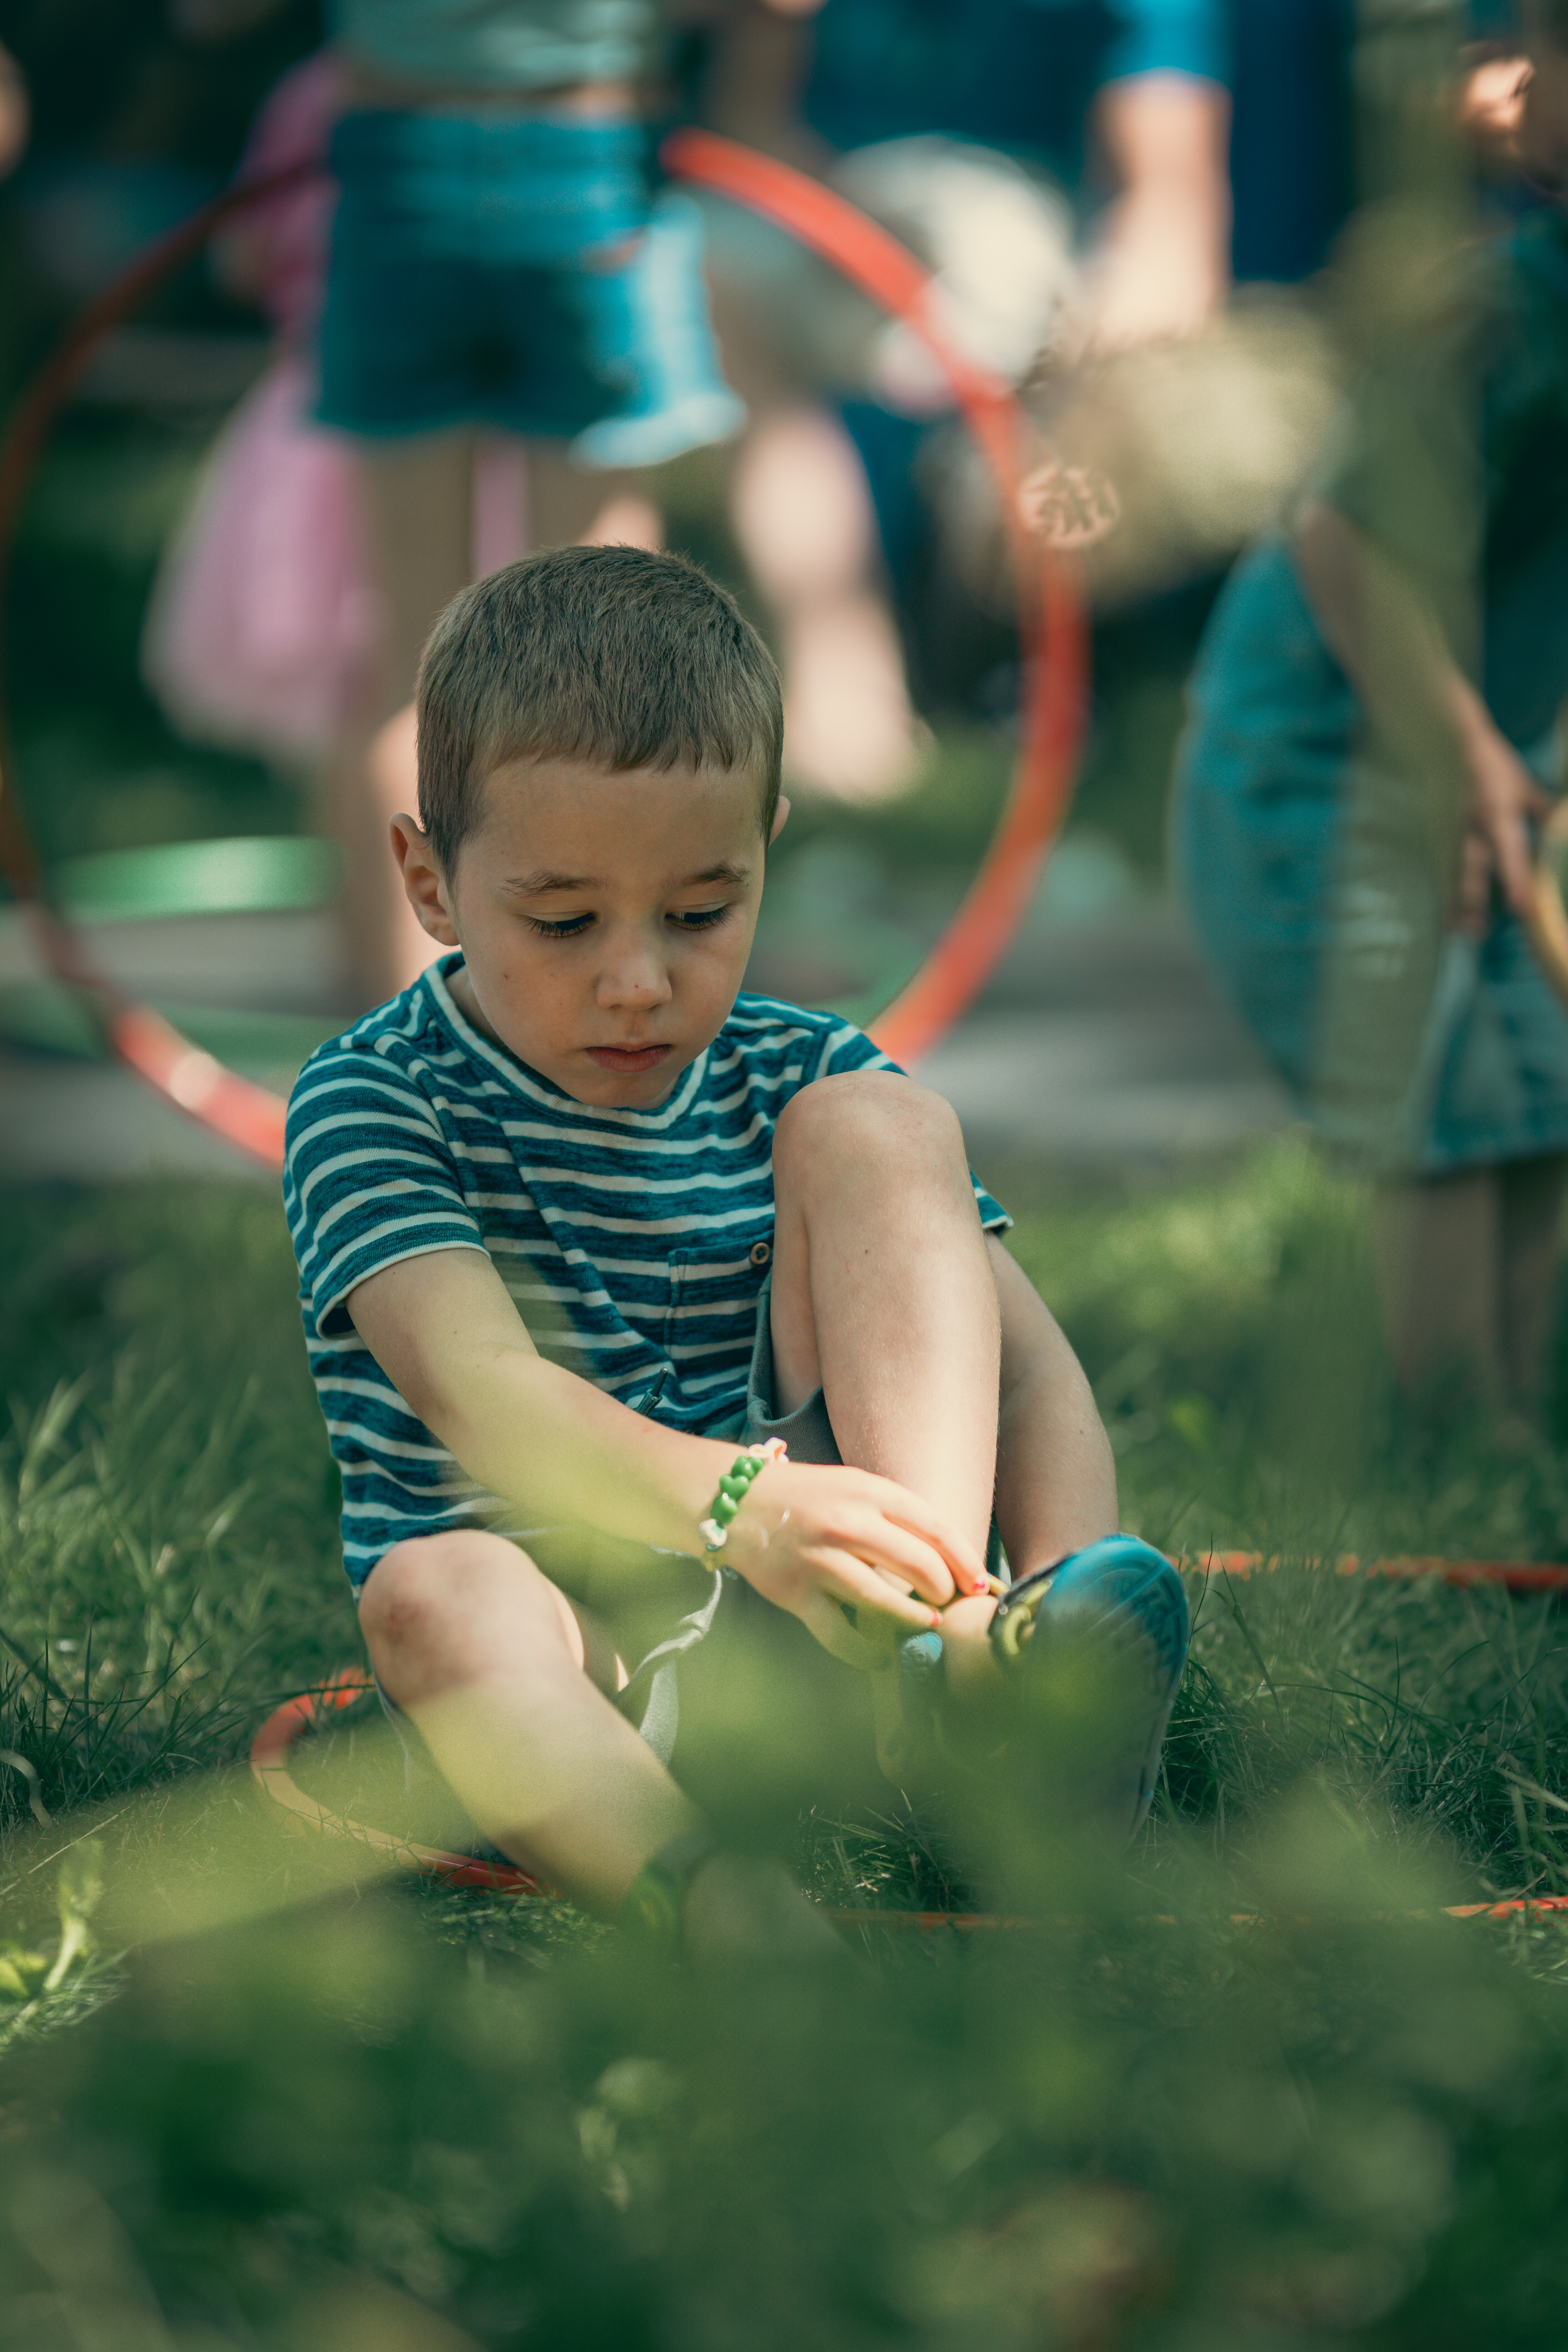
[770,1072,1001,1559]
[770,1073,1121,1734]
[362,1529,695,1911]
[360,1530,837,1950]
[730,408,922,802]
[771,1072,1010,1738]
[1499,1152,1568,1411]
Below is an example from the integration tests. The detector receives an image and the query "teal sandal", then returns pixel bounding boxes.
[988,1535,1190,1837]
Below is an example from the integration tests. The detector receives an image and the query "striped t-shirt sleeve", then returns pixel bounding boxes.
[284,1036,489,1337]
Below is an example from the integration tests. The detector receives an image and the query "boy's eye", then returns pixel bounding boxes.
[526,913,594,939]
[668,904,731,932]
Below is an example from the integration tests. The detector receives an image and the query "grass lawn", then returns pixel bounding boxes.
[5,1146,1568,2344]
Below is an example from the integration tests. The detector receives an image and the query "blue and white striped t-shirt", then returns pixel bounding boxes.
[284,955,1009,1590]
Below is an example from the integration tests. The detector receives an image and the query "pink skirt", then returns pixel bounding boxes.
[141,350,378,761]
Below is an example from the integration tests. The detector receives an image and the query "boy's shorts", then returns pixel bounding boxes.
[367,1283,890,1847]
[316,108,745,464]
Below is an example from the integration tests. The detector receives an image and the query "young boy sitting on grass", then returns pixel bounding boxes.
[284,545,1189,1954]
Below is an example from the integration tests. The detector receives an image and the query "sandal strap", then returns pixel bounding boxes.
[987,1557,1067,1662]
[621,1826,720,1952]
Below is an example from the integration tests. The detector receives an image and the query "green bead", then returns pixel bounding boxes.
[731,1456,758,1481]
[712,1494,738,1524]
[718,1474,747,1500]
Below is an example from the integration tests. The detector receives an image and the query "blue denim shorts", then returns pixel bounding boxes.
[317,108,744,462]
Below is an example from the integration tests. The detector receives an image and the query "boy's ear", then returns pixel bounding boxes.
[390,814,461,945]
[769,793,791,846]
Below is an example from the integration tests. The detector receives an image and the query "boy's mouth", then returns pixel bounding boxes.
[587,1043,673,1075]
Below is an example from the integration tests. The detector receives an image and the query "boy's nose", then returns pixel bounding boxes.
[596,928,674,1010]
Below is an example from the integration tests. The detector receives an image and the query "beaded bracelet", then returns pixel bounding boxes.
[700,1437,788,1553]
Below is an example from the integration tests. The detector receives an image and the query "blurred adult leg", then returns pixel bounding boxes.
[730,406,922,801]
[527,443,663,553]
[337,436,664,1005]
[1499,1152,1568,1412]
[1370,1170,1502,1403]
[1373,1155,1568,1411]
[336,432,477,1005]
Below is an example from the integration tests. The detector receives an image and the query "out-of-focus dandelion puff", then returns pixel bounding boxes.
[1017,460,1120,551]
[937,295,1343,613]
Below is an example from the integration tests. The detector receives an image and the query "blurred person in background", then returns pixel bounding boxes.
[143,51,373,778]
[700,0,1233,798]
[1173,0,1568,1418]
[0,43,29,182]
[165,0,744,1006]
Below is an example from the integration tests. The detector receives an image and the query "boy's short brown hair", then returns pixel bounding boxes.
[415,545,784,873]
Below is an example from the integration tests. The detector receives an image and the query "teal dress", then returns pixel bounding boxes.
[1173,211,1568,1175]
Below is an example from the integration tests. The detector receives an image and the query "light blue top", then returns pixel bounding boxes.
[804,0,1228,186]
[330,0,667,93]
[284,958,1008,1588]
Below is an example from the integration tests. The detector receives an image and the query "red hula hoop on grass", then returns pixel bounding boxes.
[0,134,1083,1163]
[249,1668,546,1895]
[250,1671,1568,1927]
[251,1541,1568,1915]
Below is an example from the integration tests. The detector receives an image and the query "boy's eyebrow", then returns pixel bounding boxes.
[501,869,596,896]
[500,861,754,896]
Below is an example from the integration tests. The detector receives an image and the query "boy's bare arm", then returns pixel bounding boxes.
[988,1240,1118,1572]
[348,1247,730,1552]
[347,1247,985,1652]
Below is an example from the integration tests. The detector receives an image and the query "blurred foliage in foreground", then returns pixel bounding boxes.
[3,1803,1568,2349]
[6,1153,1568,2342]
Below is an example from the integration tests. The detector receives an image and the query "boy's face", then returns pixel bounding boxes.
[394,756,785,1108]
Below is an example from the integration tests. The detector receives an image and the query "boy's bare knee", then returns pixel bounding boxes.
[775,1070,964,1184]
[360,1534,472,1663]
[360,1530,571,1688]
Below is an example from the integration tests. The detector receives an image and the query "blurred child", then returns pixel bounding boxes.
[318,3,745,1005]
[1174,3,1568,1411]
[284,546,1189,1951]
[142,53,376,764]
[156,2,744,1007]
[145,50,563,763]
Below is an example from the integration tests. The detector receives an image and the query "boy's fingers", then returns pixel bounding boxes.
[795,1598,895,1671]
[816,1550,942,1635]
[866,1491,987,1592]
[832,1515,957,1605]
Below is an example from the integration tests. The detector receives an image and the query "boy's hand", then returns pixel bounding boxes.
[723,1460,985,1668]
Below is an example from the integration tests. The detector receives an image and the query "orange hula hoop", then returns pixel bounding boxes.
[252,1627,1568,1921]
[0,135,1085,1165]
